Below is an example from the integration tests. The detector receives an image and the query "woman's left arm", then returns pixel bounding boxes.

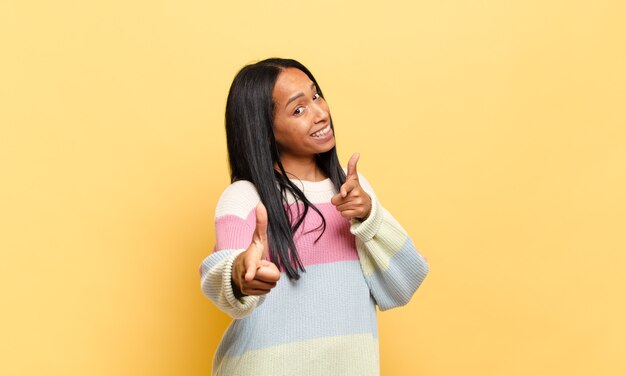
[332,155,429,310]
[349,172,429,311]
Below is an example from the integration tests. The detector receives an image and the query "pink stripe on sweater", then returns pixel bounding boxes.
[286,203,359,267]
[214,213,256,252]
[213,203,358,267]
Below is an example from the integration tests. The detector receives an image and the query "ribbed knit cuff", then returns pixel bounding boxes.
[350,193,384,242]
[222,249,262,313]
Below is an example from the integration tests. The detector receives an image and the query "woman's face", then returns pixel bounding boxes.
[272,68,335,159]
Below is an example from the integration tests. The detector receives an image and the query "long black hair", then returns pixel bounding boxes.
[225,58,346,279]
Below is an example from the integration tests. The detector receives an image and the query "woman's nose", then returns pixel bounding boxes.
[312,102,329,123]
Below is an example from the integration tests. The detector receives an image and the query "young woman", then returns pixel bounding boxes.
[200,58,429,375]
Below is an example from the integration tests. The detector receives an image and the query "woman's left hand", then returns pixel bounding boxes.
[331,153,372,221]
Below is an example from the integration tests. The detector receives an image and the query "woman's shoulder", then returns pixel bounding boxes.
[215,180,261,219]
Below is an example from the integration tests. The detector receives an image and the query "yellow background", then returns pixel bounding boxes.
[1,0,625,375]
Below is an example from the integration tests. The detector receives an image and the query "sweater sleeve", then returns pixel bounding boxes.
[349,173,429,311]
[199,181,265,319]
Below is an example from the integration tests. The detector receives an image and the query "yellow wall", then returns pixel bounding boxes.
[1,1,625,375]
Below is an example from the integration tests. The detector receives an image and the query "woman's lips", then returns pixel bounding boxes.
[311,125,331,138]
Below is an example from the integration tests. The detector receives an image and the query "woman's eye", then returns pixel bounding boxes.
[313,93,320,100]
[294,107,304,115]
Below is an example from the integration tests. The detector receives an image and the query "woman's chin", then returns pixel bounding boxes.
[316,138,336,154]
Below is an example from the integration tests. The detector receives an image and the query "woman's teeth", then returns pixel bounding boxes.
[311,125,331,138]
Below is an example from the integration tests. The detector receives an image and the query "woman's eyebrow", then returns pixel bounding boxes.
[285,93,304,109]
[284,83,316,109]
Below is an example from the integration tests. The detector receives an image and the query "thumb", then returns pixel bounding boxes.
[347,153,360,180]
[244,254,258,282]
[254,202,269,260]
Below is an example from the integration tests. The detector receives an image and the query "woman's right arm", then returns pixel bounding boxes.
[199,181,275,319]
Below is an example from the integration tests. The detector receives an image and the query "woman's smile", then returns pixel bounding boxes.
[310,124,333,139]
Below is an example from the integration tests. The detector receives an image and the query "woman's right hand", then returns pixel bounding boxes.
[231,203,281,297]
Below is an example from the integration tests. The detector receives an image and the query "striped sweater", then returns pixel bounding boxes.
[200,173,429,375]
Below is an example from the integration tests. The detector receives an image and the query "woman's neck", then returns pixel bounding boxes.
[275,155,327,182]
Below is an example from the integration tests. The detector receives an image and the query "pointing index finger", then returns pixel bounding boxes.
[340,180,357,198]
